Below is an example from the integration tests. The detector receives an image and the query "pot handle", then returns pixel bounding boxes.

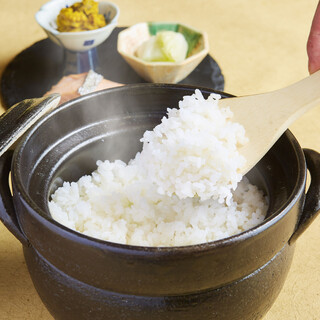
[289,148,320,244]
[0,94,60,247]
[0,94,60,157]
[0,150,29,247]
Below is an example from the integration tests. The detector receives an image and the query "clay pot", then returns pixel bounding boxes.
[0,84,320,320]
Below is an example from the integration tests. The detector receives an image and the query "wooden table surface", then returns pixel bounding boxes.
[0,0,319,319]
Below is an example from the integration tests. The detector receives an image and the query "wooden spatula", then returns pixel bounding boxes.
[219,70,320,175]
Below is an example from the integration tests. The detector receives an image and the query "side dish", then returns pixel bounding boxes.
[57,0,107,32]
[136,31,188,63]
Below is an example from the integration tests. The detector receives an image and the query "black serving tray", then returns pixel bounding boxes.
[0,27,224,109]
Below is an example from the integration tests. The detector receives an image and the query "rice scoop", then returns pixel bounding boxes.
[49,90,267,246]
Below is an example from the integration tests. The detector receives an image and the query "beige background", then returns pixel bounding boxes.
[0,0,320,319]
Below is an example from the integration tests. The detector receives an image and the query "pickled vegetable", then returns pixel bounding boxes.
[136,31,188,63]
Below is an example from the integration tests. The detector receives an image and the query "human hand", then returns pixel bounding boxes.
[307,1,320,74]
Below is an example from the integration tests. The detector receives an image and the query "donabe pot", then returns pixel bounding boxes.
[0,84,320,320]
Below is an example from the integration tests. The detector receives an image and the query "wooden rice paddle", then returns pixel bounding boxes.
[219,70,320,175]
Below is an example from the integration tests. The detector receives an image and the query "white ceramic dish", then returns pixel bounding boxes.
[35,0,119,52]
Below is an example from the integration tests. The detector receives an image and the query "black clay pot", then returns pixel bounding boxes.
[1,84,320,320]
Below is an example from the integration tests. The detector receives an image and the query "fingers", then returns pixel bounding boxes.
[307,1,320,74]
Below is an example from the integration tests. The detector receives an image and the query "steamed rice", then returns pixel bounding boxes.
[136,90,248,203]
[49,90,268,246]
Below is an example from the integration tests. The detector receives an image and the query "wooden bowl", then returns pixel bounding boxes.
[117,22,209,83]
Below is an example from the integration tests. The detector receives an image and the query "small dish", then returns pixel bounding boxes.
[117,22,209,83]
[35,0,120,52]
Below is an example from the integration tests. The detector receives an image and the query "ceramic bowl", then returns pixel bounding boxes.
[35,0,120,52]
[0,84,320,320]
[117,22,209,83]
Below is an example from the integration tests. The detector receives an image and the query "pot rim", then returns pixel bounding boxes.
[12,83,307,253]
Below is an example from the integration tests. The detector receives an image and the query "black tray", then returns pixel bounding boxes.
[0,27,224,109]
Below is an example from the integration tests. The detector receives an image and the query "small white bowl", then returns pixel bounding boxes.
[35,0,120,52]
[117,22,209,83]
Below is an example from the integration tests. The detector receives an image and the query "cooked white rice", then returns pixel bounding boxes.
[136,89,248,203]
[49,90,268,247]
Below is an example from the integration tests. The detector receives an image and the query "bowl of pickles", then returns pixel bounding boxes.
[117,22,209,83]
